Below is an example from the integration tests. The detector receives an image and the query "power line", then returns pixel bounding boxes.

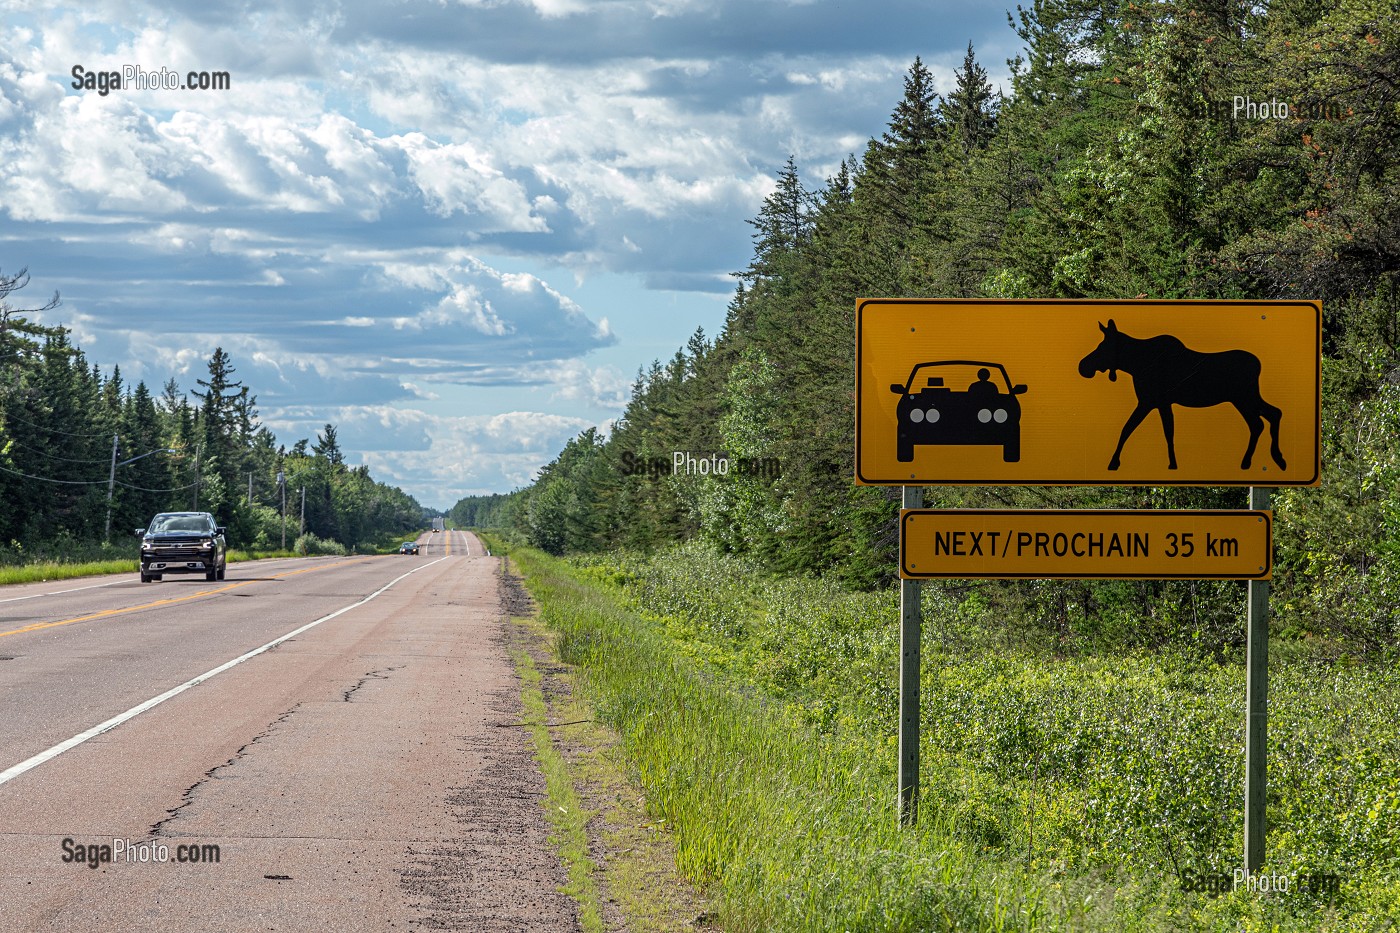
[115,478,199,493]
[0,462,105,485]
[4,437,114,464]
[0,410,114,438]
[0,462,193,493]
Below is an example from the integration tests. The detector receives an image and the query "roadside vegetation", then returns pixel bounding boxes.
[499,554,715,933]
[0,558,137,587]
[511,631,607,933]
[453,1,1400,661]
[455,8,1399,925]
[489,534,1399,931]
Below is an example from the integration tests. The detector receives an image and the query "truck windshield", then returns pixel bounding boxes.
[148,515,212,534]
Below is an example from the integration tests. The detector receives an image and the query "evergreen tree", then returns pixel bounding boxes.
[861,57,944,243]
[117,380,169,531]
[313,423,344,466]
[941,42,998,154]
[741,156,816,286]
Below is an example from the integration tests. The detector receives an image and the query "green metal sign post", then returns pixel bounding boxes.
[1244,486,1271,872]
[898,484,922,825]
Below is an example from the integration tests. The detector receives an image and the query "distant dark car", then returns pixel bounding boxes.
[399,541,420,555]
[891,361,1028,463]
[137,511,227,583]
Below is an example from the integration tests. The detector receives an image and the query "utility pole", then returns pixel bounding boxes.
[191,445,201,511]
[248,472,253,504]
[106,444,175,543]
[300,486,306,536]
[104,434,119,543]
[277,470,286,550]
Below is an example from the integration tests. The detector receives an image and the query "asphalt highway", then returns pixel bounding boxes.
[0,530,577,932]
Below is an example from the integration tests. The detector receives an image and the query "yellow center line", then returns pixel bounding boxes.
[0,557,376,641]
[446,530,453,557]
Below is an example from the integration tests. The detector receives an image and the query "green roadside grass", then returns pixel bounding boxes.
[229,549,298,562]
[485,534,1400,932]
[500,558,717,933]
[486,535,1101,932]
[0,559,139,587]
[511,628,609,933]
[588,542,1400,930]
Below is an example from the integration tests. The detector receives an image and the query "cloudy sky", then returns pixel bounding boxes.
[0,0,1015,509]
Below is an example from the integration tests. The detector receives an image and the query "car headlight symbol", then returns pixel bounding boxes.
[993,409,1008,423]
[978,408,992,423]
[910,409,924,423]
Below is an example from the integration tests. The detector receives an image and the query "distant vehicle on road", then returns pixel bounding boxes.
[137,512,227,583]
[399,541,420,555]
[891,360,1028,463]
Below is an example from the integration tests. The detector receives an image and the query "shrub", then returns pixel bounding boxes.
[293,532,347,556]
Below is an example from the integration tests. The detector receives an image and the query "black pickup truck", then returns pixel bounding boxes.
[137,511,227,583]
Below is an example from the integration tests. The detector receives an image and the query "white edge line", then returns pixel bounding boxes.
[0,554,449,788]
[0,579,125,604]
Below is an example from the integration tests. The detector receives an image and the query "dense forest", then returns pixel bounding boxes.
[454,0,1400,656]
[0,269,424,555]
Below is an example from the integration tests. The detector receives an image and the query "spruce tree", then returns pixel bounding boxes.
[941,42,998,154]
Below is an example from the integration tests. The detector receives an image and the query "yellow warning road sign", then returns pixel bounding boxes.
[900,509,1272,579]
[857,299,1321,486]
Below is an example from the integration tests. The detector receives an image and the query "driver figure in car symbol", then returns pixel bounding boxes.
[890,361,1028,463]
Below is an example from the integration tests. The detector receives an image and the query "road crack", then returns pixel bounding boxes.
[149,704,302,838]
[342,664,403,702]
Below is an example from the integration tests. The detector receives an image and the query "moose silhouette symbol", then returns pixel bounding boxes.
[1077,319,1286,472]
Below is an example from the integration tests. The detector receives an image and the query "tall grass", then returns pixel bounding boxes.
[0,559,138,586]
[0,537,138,586]
[511,635,607,932]
[499,537,1400,931]
[497,540,1113,932]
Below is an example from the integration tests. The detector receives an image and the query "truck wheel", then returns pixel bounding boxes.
[897,436,914,463]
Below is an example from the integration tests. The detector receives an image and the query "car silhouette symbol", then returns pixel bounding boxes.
[890,361,1028,463]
